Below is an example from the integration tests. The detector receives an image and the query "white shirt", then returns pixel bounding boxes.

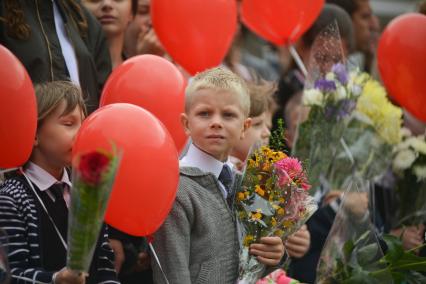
[53,0,80,86]
[180,143,234,198]
[25,162,72,207]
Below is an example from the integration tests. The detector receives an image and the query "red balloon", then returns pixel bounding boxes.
[151,0,237,75]
[72,103,179,236]
[0,45,37,168]
[241,0,324,45]
[100,55,187,152]
[378,13,426,122]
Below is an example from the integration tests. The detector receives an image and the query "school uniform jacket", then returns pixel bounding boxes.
[0,174,119,284]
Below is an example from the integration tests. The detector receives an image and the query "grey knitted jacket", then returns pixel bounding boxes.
[152,167,240,284]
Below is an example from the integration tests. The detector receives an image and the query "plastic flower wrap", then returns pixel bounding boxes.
[236,143,317,283]
[392,129,426,226]
[293,23,402,195]
[67,149,121,273]
[316,182,426,283]
[256,269,300,284]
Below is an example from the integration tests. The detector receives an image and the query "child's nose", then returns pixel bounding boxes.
[209,115,223,128]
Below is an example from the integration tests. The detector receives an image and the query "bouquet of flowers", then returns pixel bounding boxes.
[67,149,121,273]
[235,138,317,283]
[294,23,402,196]
[392,129,426,226]
[256,269,300,284]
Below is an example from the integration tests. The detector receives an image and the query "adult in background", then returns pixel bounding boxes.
[83,0,136,68]
[0,0,112,113]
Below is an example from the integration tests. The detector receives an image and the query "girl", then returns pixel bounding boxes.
[0,81,118,284]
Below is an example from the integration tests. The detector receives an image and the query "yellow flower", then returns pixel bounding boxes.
[244,191,250,198]
[356,79,402,145]
[252,211,263,221]
[237,192,245,201]
[271,217,277,227]
[257,175,263,180]
[274,230,284,237]
[277,207,285,215]
[244,235,254,247]
[255,185,265,196]
[279,197,285,203]
[283,220,294,228]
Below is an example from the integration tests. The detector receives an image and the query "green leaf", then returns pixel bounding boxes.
[383,234,404,264]
[357,243,380,267]
[343,239,355,262]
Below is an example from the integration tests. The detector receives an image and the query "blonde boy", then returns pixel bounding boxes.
[152,68,284,283]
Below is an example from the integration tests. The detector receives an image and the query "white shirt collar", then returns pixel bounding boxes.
[24,162,72,191]
[180,143,233,178]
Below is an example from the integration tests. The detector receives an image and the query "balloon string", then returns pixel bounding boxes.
[149,242,170,284]
[288,45,308,77]
[0,167,18,174]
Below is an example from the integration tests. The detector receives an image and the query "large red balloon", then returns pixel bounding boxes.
[151,0,237,75]
[378,13,426,122]
[241,0,324,45]
[100,55,187,152]
[72,103,179,236]
[0,45,37,168]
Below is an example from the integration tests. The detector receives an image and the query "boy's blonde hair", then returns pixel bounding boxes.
[247,79,277,118]
[34,81,86,128]
[185,67,250,116]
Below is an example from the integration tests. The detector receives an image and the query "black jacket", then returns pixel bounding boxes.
[0,0,111,113]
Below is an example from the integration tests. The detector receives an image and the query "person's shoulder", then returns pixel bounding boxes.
[0,175,30,202]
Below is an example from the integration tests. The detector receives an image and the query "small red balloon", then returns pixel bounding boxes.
[0,45,37,168]
[151,0,237,75]
[72,103,179,236]
[378,13,426,122]
[241,0,324,45]
[100,55,187,152]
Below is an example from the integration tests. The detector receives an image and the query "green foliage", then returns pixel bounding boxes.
[320,233,426,284]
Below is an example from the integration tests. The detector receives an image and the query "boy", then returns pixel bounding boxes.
[152,68,285,283]
[0,81,118,284]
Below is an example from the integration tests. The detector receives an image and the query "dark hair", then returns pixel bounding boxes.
[326,0,360,17]
[302,4,354,52]
[0,0,88,40]
[419,0,426,15]
[131,0,138,16]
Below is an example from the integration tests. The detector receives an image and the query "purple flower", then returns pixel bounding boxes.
[315,79,336,92]
[332,63,348,84]
[324,99,356,121]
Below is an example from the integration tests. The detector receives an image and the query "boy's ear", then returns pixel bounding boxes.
[180,113,191,136]
[240,117,252,139]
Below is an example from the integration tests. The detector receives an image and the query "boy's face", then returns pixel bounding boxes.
[232,112,270,161]
[34,101,84,168]
[181,89,251,162]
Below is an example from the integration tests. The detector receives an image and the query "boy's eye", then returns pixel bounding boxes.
[197,111,209,117]
[223,112,236,118]
[63,121,74,127]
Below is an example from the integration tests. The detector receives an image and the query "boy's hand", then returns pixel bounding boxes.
[286,225,310,258]
[109,239,125,273]
[249,236,285,266]
[54,268,86,284]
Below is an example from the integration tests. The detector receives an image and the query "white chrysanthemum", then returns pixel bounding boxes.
[413,165,426,181]
[393,149,417,170]
[400,127,412,138]
[326,72,335,81]
[409,137,426,155]
[303,89,324,106]
[334,86,347,101]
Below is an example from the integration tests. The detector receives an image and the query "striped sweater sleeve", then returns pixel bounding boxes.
[92,226,120,284]
[0,180,54,284]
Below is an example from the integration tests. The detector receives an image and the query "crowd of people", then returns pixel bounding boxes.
[0,0,425,283]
